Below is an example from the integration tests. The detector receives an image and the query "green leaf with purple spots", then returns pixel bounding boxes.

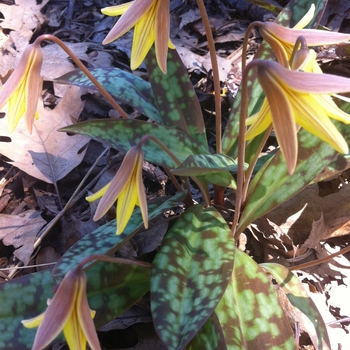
[56,68,161,123]
[146,47,207,148]
[215,248,296,349]
[237,123,350,234]
[261,263,331,349]
[52,191,187,284]
[60,119,209,168]
[0,261,150,350]
[151,205,234,350]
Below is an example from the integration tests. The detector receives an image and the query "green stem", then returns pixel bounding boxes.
[34,34,129,119]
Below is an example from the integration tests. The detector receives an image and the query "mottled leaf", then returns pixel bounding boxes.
[151,205,234,350]
[60,119,209,168]
[56,68,161,123]
[0,261,150,350]
[52,191,187,283]
[261,263,331,350]
[146,47,207,148]
[237,124,350,233]
[215,248,296,350]
[187,313,227,350]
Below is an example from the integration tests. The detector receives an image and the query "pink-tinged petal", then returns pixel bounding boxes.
[24,48,43,133]
[102,0,154,45]
[130,3,156,70]
[76,271,101,350]
[92,147,139,221]
[245,100,272,140]
[262,22,350,47]
[135,152,148,229]
[262,60,350,94]
[155,0,171,74]
[258,66,297,174]
[30,271,79,350]
[6,82,26,133]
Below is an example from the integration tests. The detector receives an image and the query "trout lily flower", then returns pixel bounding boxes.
[251,4,350,68]
[0,44,43,133]
[86,145,148,235]
[245,59,350,174]
[101,0,174,74]
[22,267,100,350]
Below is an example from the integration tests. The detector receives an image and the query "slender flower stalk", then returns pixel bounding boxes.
[0,44,43,133]
[86,145,148,235]
[245,59,350,174]
[101,0,174,73]
[22,267,100,350]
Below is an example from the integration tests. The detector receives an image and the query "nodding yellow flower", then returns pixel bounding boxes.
[252,4,350,67]
[0,44,43,133]
[86,145,148,235]
[101,0,174,74]
[22,268,100,350]
[245,59,350,174]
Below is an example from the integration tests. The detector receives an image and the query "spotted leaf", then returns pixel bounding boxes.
[215,248,296,349]
[151,205,234,350]
[60,119,209,168]
[56,67,161,123]
[146,47,207,148]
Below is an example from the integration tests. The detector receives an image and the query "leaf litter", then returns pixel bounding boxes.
[0,0,350,349]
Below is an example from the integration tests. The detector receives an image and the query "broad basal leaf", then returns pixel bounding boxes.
[52,192,187,283]
[215,248,296,350]
[56,67,161,123]
[0,261,150,350]
[261,263,331,350]
[146,47,207,148]
[237,125,350,234]
[60,119,209,168]
[0,86,89,183]
[151,205,235,350]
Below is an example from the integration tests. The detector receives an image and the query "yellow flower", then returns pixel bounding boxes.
[0,44,43,133]
[254,4,350,67]
[22,268,100,350]
[86,145,148,235]
[245,59,350,174]
[101,0,175,74]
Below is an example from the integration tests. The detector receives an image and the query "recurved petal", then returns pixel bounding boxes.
[102,0,154,45]
[262,22,350,47]
[313,94,350,123]
[293,3,315,29]
[92,146,139,221]
[21,312,45,328]
[86,182,110,203]
[261,60,350,94]
[155,0,170,73]
[101,2,133,16]
[29,270,79,350]
[258,65,297,174]
[293,97,349,154]
[130,3,156,70]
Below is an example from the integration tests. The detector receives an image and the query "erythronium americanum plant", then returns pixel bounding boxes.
[3,0,350,349]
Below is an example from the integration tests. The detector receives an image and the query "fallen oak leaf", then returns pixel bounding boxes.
[0,85,89,183]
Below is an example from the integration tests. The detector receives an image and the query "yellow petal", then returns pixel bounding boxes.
[130,3,157,70]
[245,100,272,140]
[21,312,45,328]
[63,306,87,350]
[86,182,110,203]
[313,94,350,123]
[101,2,133,16]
